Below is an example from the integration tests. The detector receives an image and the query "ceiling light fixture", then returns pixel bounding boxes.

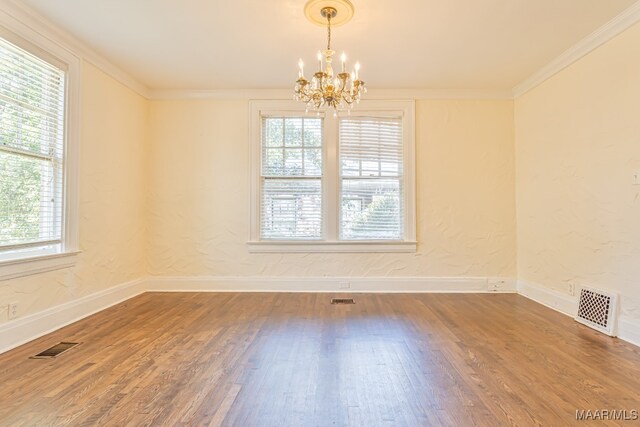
[295,0,365,113]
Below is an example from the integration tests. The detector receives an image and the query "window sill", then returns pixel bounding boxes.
[0,251,80,281]
[247,241,417,253]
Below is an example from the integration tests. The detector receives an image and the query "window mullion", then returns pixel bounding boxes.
[323,115,338,241]
[251,100,414,248]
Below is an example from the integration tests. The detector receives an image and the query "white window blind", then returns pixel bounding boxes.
[0,36,66,252]
[260,117,323,239]
[339,116,403,240]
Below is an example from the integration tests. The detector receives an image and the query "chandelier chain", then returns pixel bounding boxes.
[294,4,365,111]
[327,13,331,50]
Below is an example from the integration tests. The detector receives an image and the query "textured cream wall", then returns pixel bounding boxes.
[515,22,640,319]
[147,99,516,279]
[3,18,638,330]
[0,62,148,324]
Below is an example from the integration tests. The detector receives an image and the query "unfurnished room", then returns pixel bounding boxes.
[0,0,640,425]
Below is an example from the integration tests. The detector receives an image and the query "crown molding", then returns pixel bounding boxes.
[4,0,639,102]
[0,0,151,99]
[513,0,640,98]
[149,88,514,101]
[150,89,293,100]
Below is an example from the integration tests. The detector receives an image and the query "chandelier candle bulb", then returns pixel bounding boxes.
[341,52,346,72]
[298,59,304,77]
[354,61,360,80]
[317,51,322,70]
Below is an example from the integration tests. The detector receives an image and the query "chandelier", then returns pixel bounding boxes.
[294,0,365,112]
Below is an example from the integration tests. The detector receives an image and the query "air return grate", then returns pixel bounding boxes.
[575,287,618,336]
[31,342,81,359]
[331,298,355,305]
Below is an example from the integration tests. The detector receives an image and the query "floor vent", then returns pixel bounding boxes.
[31,342,81,359]
[575,287,618,336]
[331,298,355,305]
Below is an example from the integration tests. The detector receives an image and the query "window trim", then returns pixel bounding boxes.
[259,113,324,240]
[0,19,81,279]
[248,100,416,253]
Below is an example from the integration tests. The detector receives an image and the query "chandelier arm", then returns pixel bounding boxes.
[296,3,363,111]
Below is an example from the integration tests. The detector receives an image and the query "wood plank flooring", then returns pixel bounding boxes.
[0,293,639,426]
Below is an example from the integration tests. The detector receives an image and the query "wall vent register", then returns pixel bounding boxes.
[331,298,355,304]
[31,342,80,359]
[575,287,618,336]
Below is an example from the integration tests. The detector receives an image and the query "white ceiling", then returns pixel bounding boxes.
[18,0,637,91]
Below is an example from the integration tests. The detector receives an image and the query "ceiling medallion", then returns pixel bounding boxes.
[294,0,365,114]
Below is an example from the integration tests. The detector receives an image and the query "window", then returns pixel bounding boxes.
[261,117,323,239]
[249,101,415,253]
[0,25,79,279]
[340,116,404,240]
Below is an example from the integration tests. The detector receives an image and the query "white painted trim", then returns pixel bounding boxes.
[0,278,146,354]
[488,277,518,292]
[0,0,150,98]
[2,0,638,102]
[402,101,417,241]
[517,280,578,317]
[63,49,82,255]
[150,88,514,100]
[618,316,640,348]
[6,276,636,357]
[0,11,81,270]
[0,251,79,281]
[517,280,640,348]
[247,241,417,253]
[513,1,640,97]
[248,100,416,249]
[146,276,515,293]
[156,89,294,100]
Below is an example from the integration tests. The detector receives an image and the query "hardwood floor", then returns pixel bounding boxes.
[0,293,639,426]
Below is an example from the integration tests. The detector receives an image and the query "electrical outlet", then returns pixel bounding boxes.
[568,283,576,296]
[488,279,506,292]
[339,281,350,289]
[8,302,18,320]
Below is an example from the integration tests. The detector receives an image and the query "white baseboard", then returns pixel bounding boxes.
[14,276,640,356]
[0,278,146,355]
[146,276,517,293]
[0,275,514,354]
[517,280,640,348]
[517,280,578,317]
[618,316,640,348]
